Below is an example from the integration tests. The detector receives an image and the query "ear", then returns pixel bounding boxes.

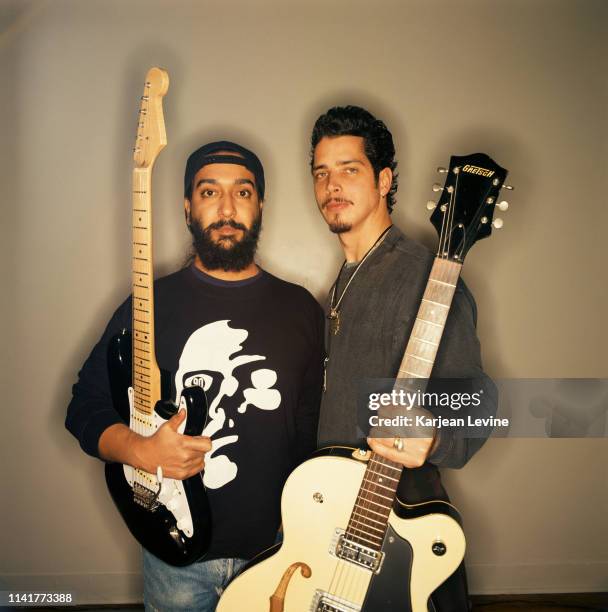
[184,198,191,226]
[378,167,392,199]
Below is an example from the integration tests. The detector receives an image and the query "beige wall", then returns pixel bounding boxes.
[1,0,606,603]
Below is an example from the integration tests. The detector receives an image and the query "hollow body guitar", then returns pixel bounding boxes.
[104,67,211,566]
[218,153,510,610]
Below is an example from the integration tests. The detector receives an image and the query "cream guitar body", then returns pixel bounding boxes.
[218,448,465,612]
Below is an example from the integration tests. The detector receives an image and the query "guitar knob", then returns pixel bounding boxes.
[497,200,509,211]
[503,184,514,190]
[426,200,437,210]
[437,167,448,173]
[492,218,504,229]
[432,183,443,192]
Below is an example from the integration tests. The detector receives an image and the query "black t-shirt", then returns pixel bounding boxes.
[66,265,324,559]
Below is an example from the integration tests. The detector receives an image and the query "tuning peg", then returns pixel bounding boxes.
[486,197,495,204]
[426,200,437,210]
[492,218,504,229]
[437,167,448,174]
[481,216,489,224]
[432,183,443,192]
[503,184,514,190]
[497,200,509,211]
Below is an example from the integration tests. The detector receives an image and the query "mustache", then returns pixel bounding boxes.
[205,219,249,232]
[322,197,353,209]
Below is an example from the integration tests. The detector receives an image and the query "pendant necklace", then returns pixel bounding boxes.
[328,225,392,336]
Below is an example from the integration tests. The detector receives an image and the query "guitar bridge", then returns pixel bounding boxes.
[133,481,160,511]
[311,590,360,612]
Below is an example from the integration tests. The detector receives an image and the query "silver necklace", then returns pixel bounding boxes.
[328,225,392,335]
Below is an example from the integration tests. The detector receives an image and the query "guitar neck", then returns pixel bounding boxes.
[345,258,462,550]
[131,167,161,415]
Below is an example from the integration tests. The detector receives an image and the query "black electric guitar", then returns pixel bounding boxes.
[218,153,511,610]
[105,67,211,566]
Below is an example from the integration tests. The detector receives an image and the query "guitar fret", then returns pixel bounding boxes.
[405,352,434,364]
[346,526,384,542]
[134,242,149,246]
[134,308,149,314]
[429,278,456,287]
[359,488,392,502]
[134,284,148,289]
[362,477,396,492]
[351,509,385,526]
[352,505,388,519]
[421,298,449,308]
[369,458,402,473]
[133,257,149,262]
[411,336,439,346]
[415,317,443,328]
[398,369,423,377]
[133,225,149,230]
[355,496,391,510]
[349,517,385,534]
[365,469,399,483]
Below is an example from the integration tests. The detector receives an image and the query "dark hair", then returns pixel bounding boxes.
[310,105,398,212]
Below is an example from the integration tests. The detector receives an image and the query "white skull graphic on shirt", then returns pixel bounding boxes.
[174,320,281,489]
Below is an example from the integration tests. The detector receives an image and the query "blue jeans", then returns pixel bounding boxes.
[143,549,248,611]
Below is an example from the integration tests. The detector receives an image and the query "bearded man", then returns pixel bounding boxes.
[66,141,324,611]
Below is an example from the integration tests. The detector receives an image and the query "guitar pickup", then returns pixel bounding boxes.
[310,589,360,612]
[330,529,385,574]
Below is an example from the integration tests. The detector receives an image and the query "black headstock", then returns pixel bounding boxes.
[429,153,510,262]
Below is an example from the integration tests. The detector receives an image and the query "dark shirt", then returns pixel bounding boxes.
[318,225,497,501]
[66,265,325,559]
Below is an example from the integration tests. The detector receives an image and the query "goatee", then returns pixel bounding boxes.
[329,220,352,234]
[189,215,262,272]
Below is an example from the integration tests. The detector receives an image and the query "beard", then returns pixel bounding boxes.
[329,218,352,234]
[322,198,353,234]
[188,215,262,272]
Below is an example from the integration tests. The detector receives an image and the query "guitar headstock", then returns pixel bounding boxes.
[428,153,511,262]
[133,67,169,168]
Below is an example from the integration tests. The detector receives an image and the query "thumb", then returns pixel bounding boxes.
[167,408,187,431]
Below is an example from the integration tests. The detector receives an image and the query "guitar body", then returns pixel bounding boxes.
[218,448,465,612]
[105,329,212,566]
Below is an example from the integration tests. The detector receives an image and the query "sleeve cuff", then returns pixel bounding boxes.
[428,428,454,466]
[80,408,124,459]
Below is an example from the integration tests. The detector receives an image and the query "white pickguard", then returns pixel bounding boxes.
[122,387,195,537]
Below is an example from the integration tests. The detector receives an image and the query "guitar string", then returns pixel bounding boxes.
[446,171,458,258]
[332,454,395,604]
[331,170,460,604]
[332,171,454,600]
[329,167,500,605]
